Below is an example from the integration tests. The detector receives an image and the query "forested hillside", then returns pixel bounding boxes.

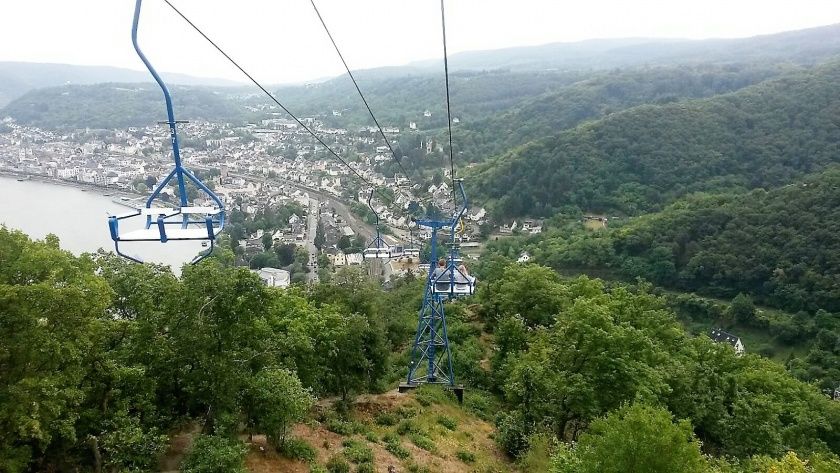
[452,63,794,163]
[1,70,584,131]
[569,168,840,313]
[471,61,840,218]
[3,228,840,472]
[271,70,586,129]
[2,83,249,129]
[481,168,840,393]
[0,61,240,107]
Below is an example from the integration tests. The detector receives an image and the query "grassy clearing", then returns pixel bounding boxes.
[284,387,515,473]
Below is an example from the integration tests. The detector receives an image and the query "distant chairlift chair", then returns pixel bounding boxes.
[362,189,394,260]
[431,255,476,298]
[108,0,225,264]
[402,226,421,259]
[427,180,476,299]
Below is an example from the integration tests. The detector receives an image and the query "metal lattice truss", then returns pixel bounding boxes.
[406,290,455,386]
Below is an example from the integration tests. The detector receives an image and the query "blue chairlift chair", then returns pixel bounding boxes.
[362,189,393,260]
[421,180,476,299]
[108,0,225,264]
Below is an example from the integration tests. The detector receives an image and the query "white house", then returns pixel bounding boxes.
[345,253,363,265]
[253,268,290,288]
[517,252,531,264]
[709,328,745,356]
[468,207,487,222]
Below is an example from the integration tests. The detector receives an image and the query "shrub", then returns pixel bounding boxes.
[406,463,431,473]
[278,437,317,463]
[309,465,329,473]
[395,406,417,419]
[518,433,553,472]
[464,390,496,421]
[342,440,374,464]
[326,455,351,473]
[414,385,452,406]
[384,436,411,460]
[495,410,530,457]
[375,412,398,426]
[456,450,476,463]
[436,415,457,431]
[181,435,248,473]
[409,434,437,453]
[99,416,168,472]
[365,432,379,443]
[396,419,422,436]
[326,418,355,436]
[356,463,375,473]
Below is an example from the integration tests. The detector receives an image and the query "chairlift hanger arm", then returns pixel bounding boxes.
[132,0,187,208]
[449,180,468,235]
[439,0,457,207]
[367,188,380,229]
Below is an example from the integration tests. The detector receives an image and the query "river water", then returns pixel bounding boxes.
[0,175,203,271]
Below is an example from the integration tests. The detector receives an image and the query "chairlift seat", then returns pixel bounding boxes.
[109,205,223,243]
[117,227,217,242]
[132,206,221,217]
[363,247,393,259]
[431,266,475,298]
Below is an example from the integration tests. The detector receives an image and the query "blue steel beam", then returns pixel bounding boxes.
[131,0,188,212]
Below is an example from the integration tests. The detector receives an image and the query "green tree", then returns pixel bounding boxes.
[323,313,389,401]
[275,243,296,266]
[728,293,757,325]
[314,222,326,250]
[170,263,272,433]
[0,229,112,471]
[262,233,273,252]
[246,368,313,448]
[337,235,352,252]
[250,251,280,269]
[480,264,574,327]
[551,404,705,473]
[500,283,680,452]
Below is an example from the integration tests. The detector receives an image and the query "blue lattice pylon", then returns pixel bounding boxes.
[399,180,469,402]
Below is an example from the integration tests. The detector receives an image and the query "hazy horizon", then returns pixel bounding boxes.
[2,0,840,85]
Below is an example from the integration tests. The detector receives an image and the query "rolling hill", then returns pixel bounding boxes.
[0,61,241,107]
[2,83,248,129]
[470,61,840,218]
[452,63,797,163]
[410,23,840,72]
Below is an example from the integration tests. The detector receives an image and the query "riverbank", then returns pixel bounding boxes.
[0,169,142,199]
[0,175,201,270]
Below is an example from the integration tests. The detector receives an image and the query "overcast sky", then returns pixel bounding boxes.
[2,0,840,84]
